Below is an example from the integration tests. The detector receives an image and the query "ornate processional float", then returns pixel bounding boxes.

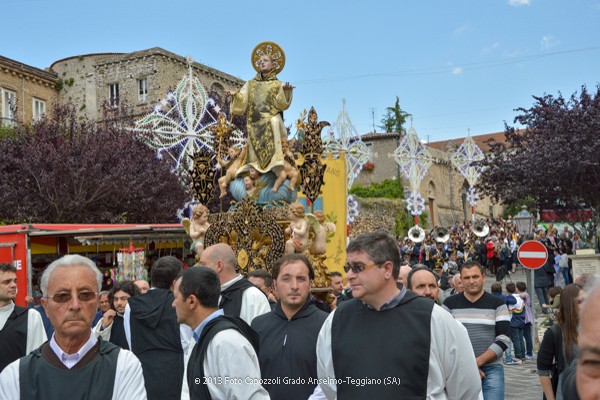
[133,42,346,290]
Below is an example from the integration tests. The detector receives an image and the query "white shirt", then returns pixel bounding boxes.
[316,304,483,400]
[0,302,47,355]
[202,328,270,399]
[0,330,147,400]
[49,329,98,369]
[220,275,271,325]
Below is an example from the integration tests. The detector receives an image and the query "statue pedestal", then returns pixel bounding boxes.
[569,251,600,281]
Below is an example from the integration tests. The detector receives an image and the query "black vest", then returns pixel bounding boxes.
[19,339,119,400]
[187,315,259,400]
[331,292,433,399]
[109,315,129,350]
[0,305,28,372]
[219,278,254,317]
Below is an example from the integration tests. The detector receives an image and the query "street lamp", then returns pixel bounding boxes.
[513,205,539,340]
[514,205,535,238]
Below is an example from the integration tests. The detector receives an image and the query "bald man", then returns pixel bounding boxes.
[200,243,270,325]
[396,264,413,288]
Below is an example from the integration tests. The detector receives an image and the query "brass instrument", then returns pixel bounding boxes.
[432,226,450,243]
[472,219,490,238]
[408,225,426,243]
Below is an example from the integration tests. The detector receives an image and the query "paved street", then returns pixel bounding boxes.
[482,267,544,399]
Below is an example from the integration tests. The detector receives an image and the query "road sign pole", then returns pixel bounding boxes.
[526,268,537,346]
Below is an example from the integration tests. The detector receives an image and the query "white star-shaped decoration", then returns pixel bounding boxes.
[389,121,433,192]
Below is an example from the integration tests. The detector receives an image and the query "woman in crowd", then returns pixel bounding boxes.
[537,283,585,400]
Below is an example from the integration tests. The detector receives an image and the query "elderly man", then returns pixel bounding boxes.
[99,291,110,313]
[0,255,146,399]
[316,231,482,399]
[407,267,441,303]
[200,243,270,324]
[172,267,269,399]
[0,263,46,372]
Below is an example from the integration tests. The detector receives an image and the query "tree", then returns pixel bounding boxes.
[379,96,411,134]
[0,104,191,224]
[478,85,600,244]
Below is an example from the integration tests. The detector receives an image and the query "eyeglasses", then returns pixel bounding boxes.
[48,291,98,303]
[343,261,379,274]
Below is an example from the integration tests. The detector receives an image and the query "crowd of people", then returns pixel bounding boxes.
[0,222,598,399]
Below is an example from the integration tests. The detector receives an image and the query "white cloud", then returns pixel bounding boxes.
[482,42,500,54]
[453,24,468,34]
[508,0,531,6]
[541,35,559,49]
[452,67,463,75]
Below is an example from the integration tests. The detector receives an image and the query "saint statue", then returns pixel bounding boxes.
[227,41,294,178]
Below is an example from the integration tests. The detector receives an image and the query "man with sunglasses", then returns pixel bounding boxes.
[0,263,46,373]
[0,255,146,399]
[316,231,482,399]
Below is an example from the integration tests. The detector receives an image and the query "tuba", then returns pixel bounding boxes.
[431,226,450,243]
[408,225,426,243]
[472,219,490,237]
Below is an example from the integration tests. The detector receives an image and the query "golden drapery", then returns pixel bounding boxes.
[231,70,292,176]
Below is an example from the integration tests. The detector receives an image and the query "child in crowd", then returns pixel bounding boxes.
[491,283,520,365]
[515,281,534,359]
[553,249,565,287]
[506,282,526,361]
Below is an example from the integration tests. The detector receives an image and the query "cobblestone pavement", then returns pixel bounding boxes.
[482,267,544,399]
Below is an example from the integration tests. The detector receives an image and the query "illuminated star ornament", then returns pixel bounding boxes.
[389,120,433,217]
[323,99,375,222]
[451,130,484,208]
[131,56,220,174]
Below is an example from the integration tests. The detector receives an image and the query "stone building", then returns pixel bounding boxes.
[49,47,244,121]
[0,55,57,126]
[354,132,505,229]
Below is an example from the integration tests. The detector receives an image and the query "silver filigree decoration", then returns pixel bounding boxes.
[451,131,484,206]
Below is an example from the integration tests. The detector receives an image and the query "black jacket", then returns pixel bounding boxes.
[251,300,328,400]
[128,288,183,400]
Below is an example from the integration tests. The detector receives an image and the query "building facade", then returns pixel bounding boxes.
[50,47,244,121]
[354,132,505,229]
[0,55,57,126]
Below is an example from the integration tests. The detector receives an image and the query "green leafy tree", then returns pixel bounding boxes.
[379,96,411,134]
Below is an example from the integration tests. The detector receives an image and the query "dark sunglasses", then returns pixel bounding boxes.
[48,291,98,303]
[343,262,378,274]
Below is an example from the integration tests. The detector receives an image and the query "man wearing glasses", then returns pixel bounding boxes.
[316,231,482,399]
[0,254,146,399]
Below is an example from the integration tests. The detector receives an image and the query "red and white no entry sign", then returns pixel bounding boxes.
[517,240,549,270]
